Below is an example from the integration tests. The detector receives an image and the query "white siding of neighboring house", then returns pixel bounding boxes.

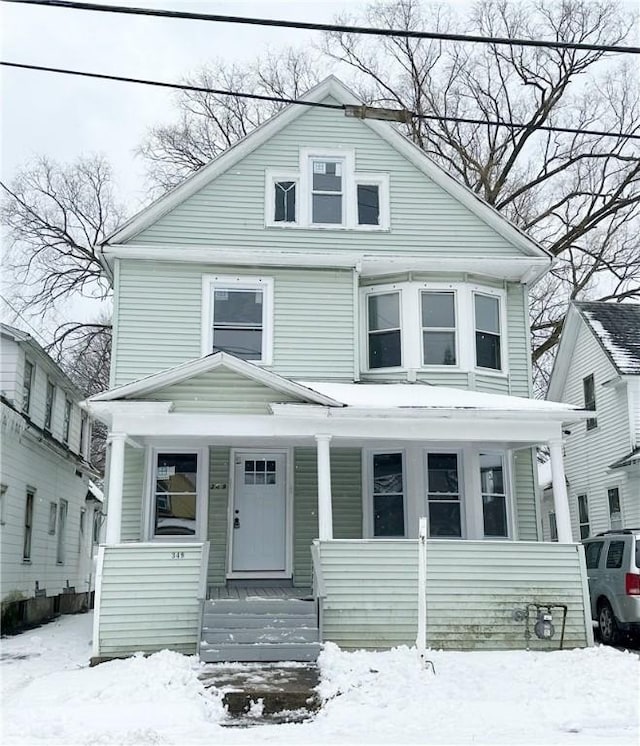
[557,322,634,537]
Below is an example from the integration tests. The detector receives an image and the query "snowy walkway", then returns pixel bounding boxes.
[1,612,638,745]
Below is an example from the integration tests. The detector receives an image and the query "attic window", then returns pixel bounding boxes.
[274,180,297,223]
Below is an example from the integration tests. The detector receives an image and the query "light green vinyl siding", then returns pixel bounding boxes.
[142,368,301,413]
[133,102,517,256]
[96,542,208,656]
[294,448,362,587]
[113,261,354,386]
[506,282,532,396]
[513,448,539,540]
[121,446,144,541]
[316,539,590,650]
[207,447,230,586]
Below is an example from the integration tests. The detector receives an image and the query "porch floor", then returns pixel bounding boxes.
[207,586,313,600]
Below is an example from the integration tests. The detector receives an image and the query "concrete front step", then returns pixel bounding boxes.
[200,642,322,663]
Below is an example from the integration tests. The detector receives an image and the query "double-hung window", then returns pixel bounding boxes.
[203,276,273,363]
[311,157,344,225]
[480,453,508,537]
[57,500,68,564]
[577,494,590,540]
[367,291,402,369]
[426,453,462,538]
[421,291,457,366]
[474,293,502,370]
[583,374,597,430]
[371,453,405,537]
[63,398,72,444]
[608,487,622,529]
[44,380,55,431]
[22,360,34,413]
[23,489,35,561]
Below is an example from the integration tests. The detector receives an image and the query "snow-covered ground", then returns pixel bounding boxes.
[1,613,638,745]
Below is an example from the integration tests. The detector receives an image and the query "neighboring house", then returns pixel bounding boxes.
[544,302,640,541]
[85,77,593,663]
[0,324,102,631]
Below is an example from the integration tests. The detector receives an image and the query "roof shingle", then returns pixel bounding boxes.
[576,302,640,375]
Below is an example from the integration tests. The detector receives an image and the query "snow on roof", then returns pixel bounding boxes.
[577,302,640,375]
[295,381,582,413]
[87,480,104,503]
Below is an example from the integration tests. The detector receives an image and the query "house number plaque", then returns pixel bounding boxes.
[170,551,185,559]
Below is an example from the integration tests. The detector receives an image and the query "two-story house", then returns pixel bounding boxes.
[85,77,593,663]
[544,301,640,541]
[1,323,102,631]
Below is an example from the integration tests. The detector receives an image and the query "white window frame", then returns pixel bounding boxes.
[478,451,510,539]
[63,397,72,444]
[548,511,558,542]
[425,449,466,539]
[144,446,209,542]
[57,499,68,564]
[201,274,274,364]
[419,288,460,369]
[354,172,390,230]
[362,285,404,372]
[607,485,623,529]
[22,359,34,414]
[363,449,408,538]
[577,493,590,540]
[265,170,299,227]
[473,289,507,375]
[300,148,354,228]
[44,379,55,431]
[48,501,57,535]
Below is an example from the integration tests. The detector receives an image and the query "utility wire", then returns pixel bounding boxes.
[0,293,51,346]
[3,60,640,142]
[4,0,640,55]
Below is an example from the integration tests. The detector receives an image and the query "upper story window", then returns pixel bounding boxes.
[583,374,597,430]
[79,412,89,458]
[63,398,72,444]
[361,282,506,375]
[474,293,502,371]
[201,275,274,364]
[367,291,402,369]
[421,291,457,366]
[265,149,389,230]
[22,359,34,413]
[44,379,55,431]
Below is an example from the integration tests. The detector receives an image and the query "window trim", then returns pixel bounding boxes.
[300,148,355,228]
[201,274,274,364]
[583,374,597,431]
[548,511,558,542]
[48,501,57,535]
[365,287,404,371]
[57,499,68,564]
[607,486,623,529]
[420,289,459,368]
[22,359,34,414]
[63,397,72,444]
[473,291,505,373]
[265,169,299,227]
[144,446,209,542]
[577,493,590,540]
[364,449,408,538]
[354,172,390,230]
[479,451,510,539]
[23,488,35,561]
[425,449,466,539]
[44,379,56,431]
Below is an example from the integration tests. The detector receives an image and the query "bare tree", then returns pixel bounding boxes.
[1,154,123,325]
[138,48,320,193]
[321,0,640,389]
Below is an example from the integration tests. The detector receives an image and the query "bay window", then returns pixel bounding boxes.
[367,291,402,369]
[421,291,457,366]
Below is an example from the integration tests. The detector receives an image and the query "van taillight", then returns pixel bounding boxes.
[625,573,640,595]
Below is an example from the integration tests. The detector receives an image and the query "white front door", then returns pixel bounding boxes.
[231,452,287,574]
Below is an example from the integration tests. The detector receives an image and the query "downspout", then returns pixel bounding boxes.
[353,264,361,382]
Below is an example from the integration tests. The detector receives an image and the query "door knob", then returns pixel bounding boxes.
[234,517,240,529]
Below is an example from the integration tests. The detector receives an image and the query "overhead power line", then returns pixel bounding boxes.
[5,0,640,55]
[3,60,640,142]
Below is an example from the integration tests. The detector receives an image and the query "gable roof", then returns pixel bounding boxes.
[575,302,640,376]
[104,76,550,265]
[88,351,343,407]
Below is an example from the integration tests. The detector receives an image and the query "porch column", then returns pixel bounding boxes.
[105,433,126,544]
[549,438,573,543]
[315,434,333,540]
